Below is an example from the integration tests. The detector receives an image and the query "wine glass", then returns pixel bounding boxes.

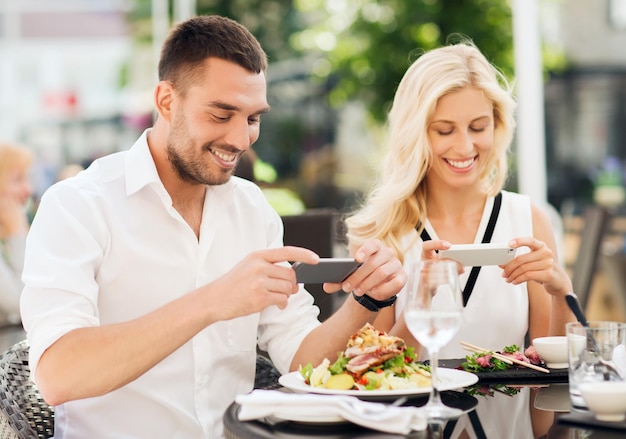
[404,259,463,420]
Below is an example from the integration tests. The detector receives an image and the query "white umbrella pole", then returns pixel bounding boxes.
[512,0,547,205]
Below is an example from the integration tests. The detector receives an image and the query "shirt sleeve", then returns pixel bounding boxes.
[255,202,322,374]
[20,185,104,378]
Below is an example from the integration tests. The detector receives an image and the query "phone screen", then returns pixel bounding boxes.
[292,258,362,284]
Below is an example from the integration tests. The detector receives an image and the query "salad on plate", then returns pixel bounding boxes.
[299,323,432,391]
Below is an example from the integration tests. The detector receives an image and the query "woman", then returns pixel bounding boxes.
[345,43,574,438]
[0,141,33,324]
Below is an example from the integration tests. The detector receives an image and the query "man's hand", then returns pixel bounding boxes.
[211,246,319,320]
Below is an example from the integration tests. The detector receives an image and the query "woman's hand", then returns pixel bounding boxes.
[323,239,406,301]
[421,239,464,274]
[421,239,451,259]
[501,237,572,297]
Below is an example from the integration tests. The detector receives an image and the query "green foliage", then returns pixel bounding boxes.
[293,0,514,122]
[125,0,568,176]
[128,1,567,124]
[130,0,303,62]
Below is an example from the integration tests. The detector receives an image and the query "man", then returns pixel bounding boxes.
[20,15,405,438]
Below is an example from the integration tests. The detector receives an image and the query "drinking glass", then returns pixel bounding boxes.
[404,259,463,420]
[566,321,626,408]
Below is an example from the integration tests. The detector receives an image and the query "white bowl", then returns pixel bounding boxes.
[580,381,626,422]
[532,336,568,369]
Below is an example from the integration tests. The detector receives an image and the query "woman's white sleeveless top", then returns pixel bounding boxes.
[395,190,533,360]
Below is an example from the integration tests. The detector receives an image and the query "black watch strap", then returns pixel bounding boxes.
[352,292,397,312]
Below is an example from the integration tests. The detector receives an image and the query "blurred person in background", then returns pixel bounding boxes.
[344,42,574,438]
[0,141,33,328]
[20,15,404,438]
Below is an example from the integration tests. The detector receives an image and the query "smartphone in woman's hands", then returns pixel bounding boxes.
[438,243,516,267]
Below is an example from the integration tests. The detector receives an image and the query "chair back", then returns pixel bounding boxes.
[254,355,282,390]
[0,341,283,439]
[281,208,347,321]
[571,205,612,310]
[281,208,343,258]
[0,340,54,439]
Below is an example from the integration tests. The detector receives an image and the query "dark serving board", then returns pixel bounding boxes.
[436,358,569,384]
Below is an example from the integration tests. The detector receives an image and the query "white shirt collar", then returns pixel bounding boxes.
[123,128,236,205]
[124,129,163,197]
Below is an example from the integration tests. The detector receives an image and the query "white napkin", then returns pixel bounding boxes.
[235,389,427,434]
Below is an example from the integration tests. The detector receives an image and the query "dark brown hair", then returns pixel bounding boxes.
[158,15,268,93]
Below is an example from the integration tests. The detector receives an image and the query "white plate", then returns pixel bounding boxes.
[279,368,478,401]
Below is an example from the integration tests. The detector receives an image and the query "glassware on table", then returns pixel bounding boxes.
[566,320,626,408]
[404,259,463,420]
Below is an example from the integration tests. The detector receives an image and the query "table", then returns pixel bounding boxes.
[223,381,626,439]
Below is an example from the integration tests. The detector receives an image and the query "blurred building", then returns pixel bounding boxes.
[3,0,626,213]
[0,0,147,196]
[544,0,626,211]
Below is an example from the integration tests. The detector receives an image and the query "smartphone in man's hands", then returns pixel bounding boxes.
[291,258,362,284]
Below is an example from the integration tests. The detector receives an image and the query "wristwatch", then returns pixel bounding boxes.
[352,292,397,312]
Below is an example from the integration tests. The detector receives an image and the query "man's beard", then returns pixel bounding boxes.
[166,114,234,186]
[166,142,232,186]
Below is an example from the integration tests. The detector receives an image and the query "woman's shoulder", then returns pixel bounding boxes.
[500,190,556,221]
[494,190,533,236]
[498,190,532,214]
[500,190,530,204]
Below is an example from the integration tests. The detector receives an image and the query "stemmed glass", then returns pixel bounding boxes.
[404,259,463,420]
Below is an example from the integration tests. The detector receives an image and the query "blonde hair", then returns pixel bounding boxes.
[345,43,516,263]
[0,142,33,191]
